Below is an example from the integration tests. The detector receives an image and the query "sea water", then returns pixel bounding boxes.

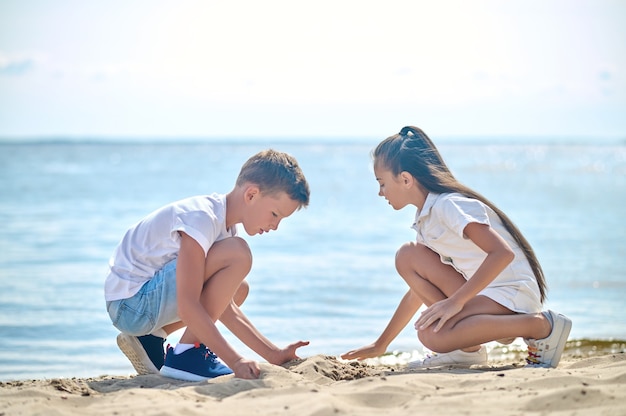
[0,138,625,381]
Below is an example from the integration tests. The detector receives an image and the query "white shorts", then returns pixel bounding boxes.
[479,279,542,313]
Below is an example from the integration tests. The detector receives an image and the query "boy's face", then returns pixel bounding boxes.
[242,188,300,236]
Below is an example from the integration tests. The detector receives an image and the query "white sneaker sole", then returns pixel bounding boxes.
[117,333,159,375]
[408,347,488,369]
[160,365,212,382]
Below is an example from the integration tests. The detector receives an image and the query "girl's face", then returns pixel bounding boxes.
[374,164,410,210]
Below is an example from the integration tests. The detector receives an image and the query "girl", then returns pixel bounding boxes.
[341,126,571,368]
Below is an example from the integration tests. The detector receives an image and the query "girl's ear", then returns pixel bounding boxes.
[400,171,414,187]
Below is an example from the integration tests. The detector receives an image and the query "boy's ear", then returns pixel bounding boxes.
[244,185,260,203]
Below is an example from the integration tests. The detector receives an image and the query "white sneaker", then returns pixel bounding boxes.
[525,310,572,368]
[408,346,488,369]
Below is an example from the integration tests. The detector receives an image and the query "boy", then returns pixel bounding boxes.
[105,149,310,381]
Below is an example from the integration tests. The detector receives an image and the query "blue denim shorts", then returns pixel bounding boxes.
[106,259,180,336]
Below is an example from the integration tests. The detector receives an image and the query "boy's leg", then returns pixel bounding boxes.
[161,237,252,381]
[110,259,179,375]
[178,237,252,344]
[233,279,250,307]
[117,333,166,375]
[159,281,249,381]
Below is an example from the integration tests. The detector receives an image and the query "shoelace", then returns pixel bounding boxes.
[423,352,439,362]
[188,342,216,361]
[167,342,220,362]
[203,349,218,361]
[525,345,541,365]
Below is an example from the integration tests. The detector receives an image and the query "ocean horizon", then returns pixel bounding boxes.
[1,135,624,146]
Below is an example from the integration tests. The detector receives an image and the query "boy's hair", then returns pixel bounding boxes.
[236,149,310,209]
[373,126,547,302]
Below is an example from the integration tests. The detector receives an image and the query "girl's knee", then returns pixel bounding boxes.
[418,329,453,354]
[395,242,430,274]
[394,242,414,271]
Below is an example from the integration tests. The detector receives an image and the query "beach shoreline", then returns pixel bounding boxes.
[2,340,624,416]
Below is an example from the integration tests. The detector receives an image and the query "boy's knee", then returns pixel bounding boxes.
[212,237,253,268]
[227,236,252,257]
[233,237,253,270]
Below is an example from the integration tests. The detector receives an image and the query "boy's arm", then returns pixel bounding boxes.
[219,301,309,365]
[341,289,422,360]
[176,232,260,378]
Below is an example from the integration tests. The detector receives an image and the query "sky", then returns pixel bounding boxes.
[0,0,625,140]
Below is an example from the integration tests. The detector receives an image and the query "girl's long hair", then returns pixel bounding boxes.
[374,126,547,302]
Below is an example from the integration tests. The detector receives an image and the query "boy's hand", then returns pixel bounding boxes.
[270,340,310,365]
[232,358,261,379]
[341,343,385,361]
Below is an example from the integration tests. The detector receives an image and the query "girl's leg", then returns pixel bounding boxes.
[395,242,467,305]
[395,242,550,353]
[179,237,252,344]
[418,296,550,353]
[395,242,480,352]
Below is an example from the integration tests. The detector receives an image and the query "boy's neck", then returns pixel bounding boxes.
[224,187,244,231]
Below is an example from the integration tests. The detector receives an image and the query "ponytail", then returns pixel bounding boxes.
[374,126,547,302]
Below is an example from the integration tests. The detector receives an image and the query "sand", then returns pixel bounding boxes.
[1,345,625,416]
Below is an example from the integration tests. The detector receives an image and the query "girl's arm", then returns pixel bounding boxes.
[416,222,514,332]
[341,289,422,360]
[219,301,309,365]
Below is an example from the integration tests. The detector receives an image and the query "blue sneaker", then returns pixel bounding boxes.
[160,343,233,381]
[117,333,165,375]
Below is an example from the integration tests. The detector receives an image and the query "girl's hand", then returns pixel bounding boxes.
[270,340,310,365]
[232,358,262,379]
[415,298,464,333]
[341,343,386,361]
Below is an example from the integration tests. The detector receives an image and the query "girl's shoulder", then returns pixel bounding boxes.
[431,193,488,217]
[432,192,479,206]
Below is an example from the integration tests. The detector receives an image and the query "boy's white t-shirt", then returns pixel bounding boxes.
[104,193,237,301]
[412,192,542,313]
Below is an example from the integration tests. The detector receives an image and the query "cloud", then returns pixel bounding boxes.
[1,1,624,137]
[0,52,38,76]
